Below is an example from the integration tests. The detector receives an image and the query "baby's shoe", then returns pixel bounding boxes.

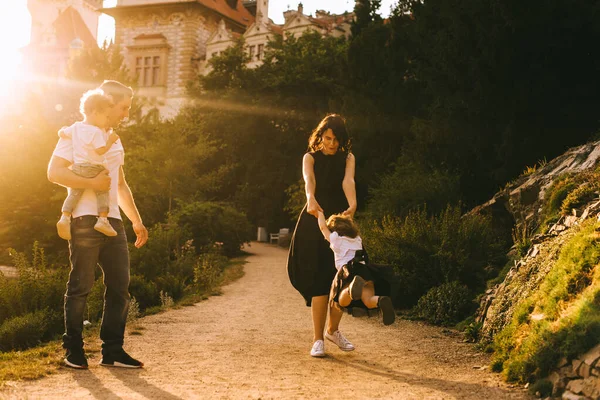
[57,215,71,240]
[378,296,396,326]
[94,217,118,237]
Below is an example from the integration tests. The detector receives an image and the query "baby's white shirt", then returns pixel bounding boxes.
[60,122,107,165]
[329,232,363,270]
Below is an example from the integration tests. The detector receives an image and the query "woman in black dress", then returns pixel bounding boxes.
[287,114,357,357]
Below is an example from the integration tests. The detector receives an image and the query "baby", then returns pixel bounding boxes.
[317,211,396,325]
[56,89,120,240]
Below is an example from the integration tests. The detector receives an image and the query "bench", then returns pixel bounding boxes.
[270,228,290,245]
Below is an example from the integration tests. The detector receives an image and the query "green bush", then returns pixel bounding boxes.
[414,281,472,325]
[0,309,62,352]
[194,250,228,292]
[176,201,252,257]
[367,158,461,219]
[561,184,598,216]
[128,274,160,311]
[361,205,507,307]
[0,243,67,326]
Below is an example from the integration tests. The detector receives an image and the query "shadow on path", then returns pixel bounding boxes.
[324,356,518,399]
[106,368,184,400]
[69,369,122,400]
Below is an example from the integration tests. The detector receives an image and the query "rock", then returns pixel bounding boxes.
[560,365,579,379]
[558,358,569,368]
[580,362,592,379]
[567,379,586,394]
[582,344,600,368]
[564,215,579,227]
[592,367,600,377]
[574,360,584,373]
[550,371,569,394]
[561,390,587,400]
[530,245,540,258]
[579,376,600,399]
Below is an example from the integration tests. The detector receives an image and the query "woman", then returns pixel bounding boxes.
[287,114,357,357]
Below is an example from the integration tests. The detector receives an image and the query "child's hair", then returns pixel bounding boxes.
[79,89,113,117]
[326,213,359,238]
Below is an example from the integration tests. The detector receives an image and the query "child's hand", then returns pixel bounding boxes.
[108,132,120,143]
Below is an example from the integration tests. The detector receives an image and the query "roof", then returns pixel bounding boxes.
[101,0,254,29]
[54,6,97,49]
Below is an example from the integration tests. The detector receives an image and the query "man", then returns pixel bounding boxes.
[47,80,148,369]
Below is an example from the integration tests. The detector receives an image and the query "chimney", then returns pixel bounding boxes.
[256,0,268,24]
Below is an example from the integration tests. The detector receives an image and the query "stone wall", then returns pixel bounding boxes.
[115,5,218,114]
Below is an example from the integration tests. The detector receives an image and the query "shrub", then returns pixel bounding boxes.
[128,274,160,311]
[361,205,506,307]
[194,250,228,292]
[0,243,67,327]
[0,309,62,352]
[176,201,252,256]
[414,281,472,325]
[366,158,461,219]
[561,184,598,216]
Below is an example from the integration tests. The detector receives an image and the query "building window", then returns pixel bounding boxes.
[257,44,264,60]
[135,55,162,87]
[248,45,256,60]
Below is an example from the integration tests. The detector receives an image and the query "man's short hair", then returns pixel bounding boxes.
[99,80,134,104]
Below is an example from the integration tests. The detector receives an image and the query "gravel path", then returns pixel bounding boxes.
[1,242,532,399]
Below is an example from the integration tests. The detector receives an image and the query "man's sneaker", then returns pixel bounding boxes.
[100,349,144,368]
[378,296,396,326]
[349,275,366,301]
[64,348,88,369]
[310,339,325,357]
[57,216,71,240]
[325,330,355,351]
[94,217,118,237]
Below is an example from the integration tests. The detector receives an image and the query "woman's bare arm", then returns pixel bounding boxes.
[342,153,357,217]
[303,153,323,217]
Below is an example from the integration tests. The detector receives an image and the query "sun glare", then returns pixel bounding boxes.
[0,1,30,99]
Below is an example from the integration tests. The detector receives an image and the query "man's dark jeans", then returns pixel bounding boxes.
[63,215,130,355]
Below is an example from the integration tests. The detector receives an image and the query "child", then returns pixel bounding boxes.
[56,89,120,240]
[317,211,396,325]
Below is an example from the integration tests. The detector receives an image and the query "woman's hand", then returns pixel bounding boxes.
[342,206,356,218]
[307,197,323,217]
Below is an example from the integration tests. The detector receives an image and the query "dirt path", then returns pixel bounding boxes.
[1,243,531,400]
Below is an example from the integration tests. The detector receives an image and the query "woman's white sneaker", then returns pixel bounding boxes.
[325,330,355,351]
[310,339,325,357]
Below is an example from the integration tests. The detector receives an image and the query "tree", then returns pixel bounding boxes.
[67,41,133,86]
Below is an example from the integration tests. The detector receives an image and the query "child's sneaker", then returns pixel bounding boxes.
[349,275,366,301]
[57,215,71,240]
[94,217,118,237]
[378,296,396,325]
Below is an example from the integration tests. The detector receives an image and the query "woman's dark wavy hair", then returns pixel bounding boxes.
[307,114,352,153]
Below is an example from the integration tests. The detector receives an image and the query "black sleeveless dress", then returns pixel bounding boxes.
[287,150,349,307]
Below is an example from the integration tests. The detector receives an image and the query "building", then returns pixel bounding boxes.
[22,0,102,78]
[204,2,354,71]
[101,0,255,118]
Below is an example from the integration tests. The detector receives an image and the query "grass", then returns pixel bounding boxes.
[0,255,247,386]
[492,221,600,383]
